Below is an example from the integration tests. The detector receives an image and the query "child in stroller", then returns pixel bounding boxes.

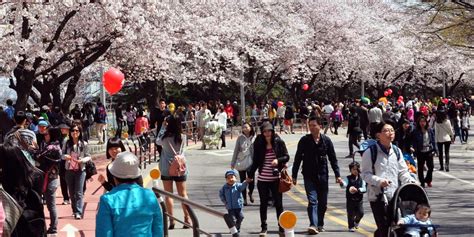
[389,183,438,237]
[202,120,222,150]
[397,203,434,237]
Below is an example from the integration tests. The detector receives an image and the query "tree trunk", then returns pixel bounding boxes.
[61,74,81,113]
[12,64,35,112]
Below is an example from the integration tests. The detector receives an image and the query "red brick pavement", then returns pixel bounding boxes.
[46,154,109,237]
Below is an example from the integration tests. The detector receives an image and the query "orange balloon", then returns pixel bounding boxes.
[279,211,297,229]
[150,169,161,180]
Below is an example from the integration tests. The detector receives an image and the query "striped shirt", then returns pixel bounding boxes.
[258,149,279,182]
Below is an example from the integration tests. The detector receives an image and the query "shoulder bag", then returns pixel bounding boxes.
[278,167,293,193]
[0,184,23,237]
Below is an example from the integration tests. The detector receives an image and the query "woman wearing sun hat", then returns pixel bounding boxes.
[96,151,163,237]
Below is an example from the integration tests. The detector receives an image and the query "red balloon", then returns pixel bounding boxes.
[277,101,284,107]
[398,96,404,101]
[302,84,309,91]
[387,89,393,95]
[384,91,389,97]
[103,67,125,95]
[397,99,403,104]
[442,98,449,104]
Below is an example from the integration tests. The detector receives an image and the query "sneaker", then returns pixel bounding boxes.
[259,228,267,236]
[74,213,82,220]
[308,226,319,235]
[317,227,325,232]
[46,228,57,234]
[349,227,355,232]
[354,222,359,229]
[62,200,70,205]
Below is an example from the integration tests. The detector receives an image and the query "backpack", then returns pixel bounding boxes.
[96,106,107,122]
[168,141,187,177]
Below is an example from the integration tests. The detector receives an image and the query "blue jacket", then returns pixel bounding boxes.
[412,128,436,153]
[219,182,248,210]
[96,183,163,237]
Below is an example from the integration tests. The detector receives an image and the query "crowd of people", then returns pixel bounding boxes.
[0,95,471,236]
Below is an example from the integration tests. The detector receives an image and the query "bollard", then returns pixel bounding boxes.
[279,211,297,237]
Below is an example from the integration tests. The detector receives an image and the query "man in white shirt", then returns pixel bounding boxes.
[322,102,334,134]
[368,102,383,138]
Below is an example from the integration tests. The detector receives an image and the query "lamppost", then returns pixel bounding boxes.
[240,69,246,125]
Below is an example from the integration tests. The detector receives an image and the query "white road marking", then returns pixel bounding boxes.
[437,171,474,186]
[61,224,79,237]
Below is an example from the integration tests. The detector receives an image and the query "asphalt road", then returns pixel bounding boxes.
[142,126,474,237]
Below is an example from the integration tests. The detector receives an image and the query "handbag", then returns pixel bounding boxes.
[235,137,253,171]
[0,184,23,237]
[168,141,187,177]
[278,167,293,193]
[85,160,97,179]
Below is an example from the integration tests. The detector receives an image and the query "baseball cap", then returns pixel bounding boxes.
[225,170,237,178]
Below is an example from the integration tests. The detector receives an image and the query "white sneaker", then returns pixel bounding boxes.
[349,227,355,232]
[308,226,319,235]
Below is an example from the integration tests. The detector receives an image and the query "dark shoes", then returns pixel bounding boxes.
[249,194,254,203]
[259,228,267,236]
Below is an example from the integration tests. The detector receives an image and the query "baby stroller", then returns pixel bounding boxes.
[388,183,438,237]
[202,121,222,150]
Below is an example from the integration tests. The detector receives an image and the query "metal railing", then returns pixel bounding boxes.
[152,187,239,237]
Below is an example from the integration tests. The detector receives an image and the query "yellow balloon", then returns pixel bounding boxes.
[279,211,297,229]
[150,169,161,180]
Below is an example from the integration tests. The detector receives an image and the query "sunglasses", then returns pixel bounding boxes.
[72,129,80,132]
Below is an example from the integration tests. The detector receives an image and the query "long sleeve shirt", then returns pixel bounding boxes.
[96,183,163,237]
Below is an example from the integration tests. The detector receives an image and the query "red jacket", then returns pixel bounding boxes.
[134,117,149,135]
[225,105,234,118]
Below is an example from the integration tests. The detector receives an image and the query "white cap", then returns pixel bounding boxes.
[109,151,141,179]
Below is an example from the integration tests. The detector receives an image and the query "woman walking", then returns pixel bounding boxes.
[62,123,91,219]
[412,116,436,187]
[434,110,454,172]
[346,106,362,159]
[157,116,190,229]
[36,127,62,234]
[231,122,256,206]
[249,122,289,236]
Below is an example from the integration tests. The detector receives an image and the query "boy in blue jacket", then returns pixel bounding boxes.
[219,170,252,232]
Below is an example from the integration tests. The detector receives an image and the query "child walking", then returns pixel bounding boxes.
[219,170,252,233]
[340,161,367,232]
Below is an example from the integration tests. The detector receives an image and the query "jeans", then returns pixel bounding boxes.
[65,170,86,215]
[228,208,244,231]
[238,170,254,202]
[417,151,434,186]
[257,180,283,231]
[45,179,59,231]
[303,178,328,227]
[347,200,364,229]
[436,142,450,170]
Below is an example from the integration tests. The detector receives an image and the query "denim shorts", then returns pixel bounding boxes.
[161,175,187,182]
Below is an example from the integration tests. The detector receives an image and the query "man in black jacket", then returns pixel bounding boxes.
[292,116,343,234]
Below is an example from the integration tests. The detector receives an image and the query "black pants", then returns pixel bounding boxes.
[59,162,69,201]
[257,180,284,232]
[370,200,389,237]
[416,151,434,186]
[333,121,341,134]
[348,134,361,155]
[461,128,469,142]
[361,123,369,140]
[238,170,254,202]
[220,131,226,147]
[127,122,135,137]
[347,200,364,229]
[115,120,123,138]
[437,142,450,170]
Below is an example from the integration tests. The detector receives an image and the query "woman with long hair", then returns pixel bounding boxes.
[0,145,46,236]
[157,116,189,229]
[35,127,62,234]
[249,121,289,236]
[412,116,436,187]
[434,110,454,172]
[62,123,91,219]
[98,138,143,191]
[231,122,256,205]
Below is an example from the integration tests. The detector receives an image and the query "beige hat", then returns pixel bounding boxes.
[109,151,141,179]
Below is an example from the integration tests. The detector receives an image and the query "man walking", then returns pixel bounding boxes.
[292,116,343,234]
